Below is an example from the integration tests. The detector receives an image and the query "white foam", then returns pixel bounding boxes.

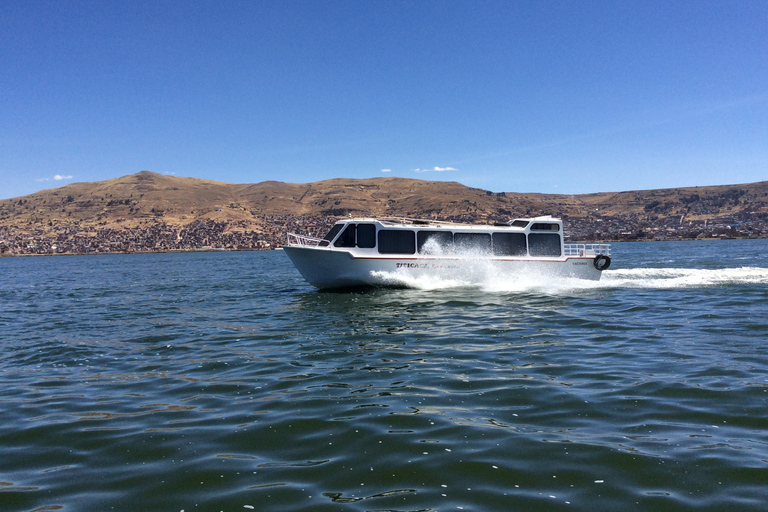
[601,266,768,289]
[370,266,768,293]
[370,270,469,291]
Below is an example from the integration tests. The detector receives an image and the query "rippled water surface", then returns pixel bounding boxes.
[2,240,768,512]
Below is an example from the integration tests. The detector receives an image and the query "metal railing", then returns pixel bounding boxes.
[286,233,324,246]
[563,243,611,257]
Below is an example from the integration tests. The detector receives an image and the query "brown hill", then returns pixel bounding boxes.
[1,171,767,253]
[0,171,576,231]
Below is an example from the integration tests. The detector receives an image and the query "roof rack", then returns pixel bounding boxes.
[377,217,475,227]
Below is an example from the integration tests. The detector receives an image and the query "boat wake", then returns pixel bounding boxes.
[370,266,768,293]
[601,266,768,289]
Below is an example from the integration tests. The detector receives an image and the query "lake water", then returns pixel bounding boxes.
[1,240,767,512]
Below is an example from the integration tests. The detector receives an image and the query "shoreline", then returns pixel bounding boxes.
[2,235,764,258]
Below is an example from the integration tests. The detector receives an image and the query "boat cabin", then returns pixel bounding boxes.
[315,217,564,258]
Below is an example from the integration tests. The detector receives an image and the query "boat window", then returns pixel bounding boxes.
[334,224,357,247]
[454,233,492,254]
[378,229,416,254]
[492,232,527,256]
[319,223,344,247]
[528,233,562,256]
[356,223,376,248]
[511,220,529,228]
[530,223,560,232]
[417,231,453,254]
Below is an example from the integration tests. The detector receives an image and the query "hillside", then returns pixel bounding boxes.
[0,171,574,226]
[2,171,767,254]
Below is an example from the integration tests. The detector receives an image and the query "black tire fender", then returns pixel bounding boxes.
[593,254,611,271]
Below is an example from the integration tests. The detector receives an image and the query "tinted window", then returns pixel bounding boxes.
[417,231,454,254]
[511,220,529,228]
[357,223,376,248]
[319,223,343,246]
[322,224,343,241]
[454,233,492,254]
[493,232,527,256]
[528,233,561,256]
[530,223,560,231]
[378,230,415,254]
[334,224,356,247]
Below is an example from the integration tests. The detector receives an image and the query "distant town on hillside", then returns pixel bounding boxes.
[1,171,767,255]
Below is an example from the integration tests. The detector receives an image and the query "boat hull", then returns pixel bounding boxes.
[283,245,604,289]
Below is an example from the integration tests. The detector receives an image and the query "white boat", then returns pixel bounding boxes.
[283,216,611,289]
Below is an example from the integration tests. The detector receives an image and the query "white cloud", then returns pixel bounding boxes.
[414,166,458,173]
[35,174,74,183]
[381,168,392,173]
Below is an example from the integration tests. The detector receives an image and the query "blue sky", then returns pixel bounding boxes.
[1,0,766,200]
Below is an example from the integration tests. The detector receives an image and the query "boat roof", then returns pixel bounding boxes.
[335,215,561,228]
